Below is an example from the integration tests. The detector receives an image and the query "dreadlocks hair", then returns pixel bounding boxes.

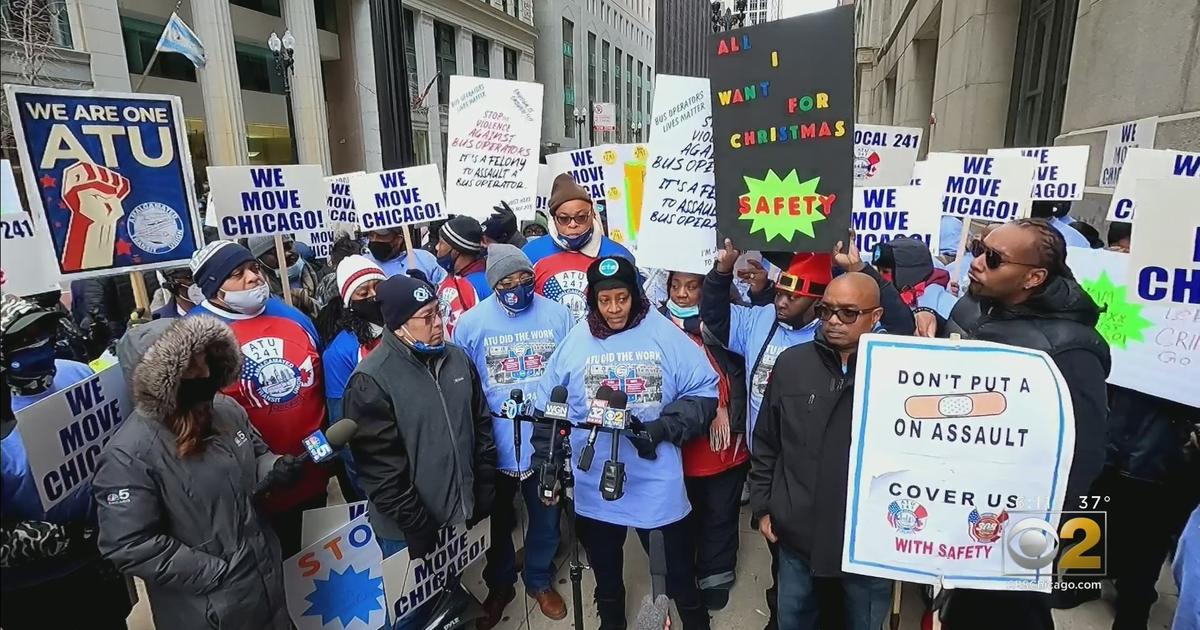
[1012,218,1074,282]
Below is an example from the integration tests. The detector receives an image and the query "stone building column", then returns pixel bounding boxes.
[283,0,332,172]
[191,0,247,166]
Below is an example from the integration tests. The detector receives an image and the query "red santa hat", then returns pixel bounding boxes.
[776,253,833,298]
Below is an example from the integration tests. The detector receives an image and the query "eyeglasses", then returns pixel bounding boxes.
[409,309,443,328]
[554,211,592,227]
[968,239,1040,270]
[814,303,879,324]
[496,274,535,290]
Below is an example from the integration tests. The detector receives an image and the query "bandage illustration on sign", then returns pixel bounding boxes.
[61,161,131,271]
[903,391,1007,419]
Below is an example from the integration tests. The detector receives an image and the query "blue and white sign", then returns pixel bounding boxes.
[381,519,490,622]
[851,185,941,254]
[1127,177,1200,307]
[842,334,1075,592]
[854,124,923,187]
[349,164,446,232]
[15,365,130,511]
[924,152,1036,223]
[1105,148,1200,222]
[1100,116,1158,188]
[207,164,328,238]
[284,514,386,630]
[4,86,203,279]
[989,145,1088,201]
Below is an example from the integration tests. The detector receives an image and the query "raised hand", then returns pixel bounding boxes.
[715,238,741,274]
[833,229,865,273]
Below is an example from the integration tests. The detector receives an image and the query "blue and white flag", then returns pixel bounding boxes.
[156,13,206,68]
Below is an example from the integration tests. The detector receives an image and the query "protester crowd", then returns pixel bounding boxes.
[2,167,1199,630]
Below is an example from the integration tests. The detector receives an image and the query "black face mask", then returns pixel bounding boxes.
[367,240,399,262]
[349,296,385,327]
[177,375,223,410]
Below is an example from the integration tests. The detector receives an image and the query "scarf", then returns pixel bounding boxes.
[587,295,651,340]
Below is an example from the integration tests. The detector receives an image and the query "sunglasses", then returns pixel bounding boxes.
[968,239,1039,270]
[554,211,592,227]
[814,303,879,324]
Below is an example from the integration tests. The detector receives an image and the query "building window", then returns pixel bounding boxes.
[503,47,518,80]
[601,40,610,102]
[230,0,280,17]
[2,0,73,49]
[563,18,575,138]
[434,21,457,104]
[314,0,337,32]
[121,16,195,82]
[1006,0,1079,146]
[626,55,633,128]
[235,43,285,94]
[587,31,596,106]
[614,45,623,141]
[473,35,490,77]
[636,61,643,126]
[404,9,418,101]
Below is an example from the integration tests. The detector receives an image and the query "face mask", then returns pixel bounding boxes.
[558,228,594,251]
[667,300,700,319]
[177,375,222,410]
[368,323,384,338]
[285,258,305,283]
[400,325,445,356]
[368,240,399,262]
[497,280,536,314]
[221,283,270,315]
[436,253,454,273]
[349,296,385,327]
[185,283,206,305]
[8,339,56,394]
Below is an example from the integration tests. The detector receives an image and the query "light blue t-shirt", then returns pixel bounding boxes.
[1050,216,1092,249]
[453,294,574,474]
[365,248,448,286]
[535,310,718,529]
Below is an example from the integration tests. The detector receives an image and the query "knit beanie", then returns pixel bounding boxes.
[585,255,640,311]
[441,215,484,254]
[336,254,386,304]
[190,241,255,299]
[247,234,290,259]
[376,274,438,330]
[485,244,534,289]
[548,172,591,215]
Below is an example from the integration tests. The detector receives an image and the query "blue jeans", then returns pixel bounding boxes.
[777,546,892,630]
[377,536,460,630]
[482,474,561,593]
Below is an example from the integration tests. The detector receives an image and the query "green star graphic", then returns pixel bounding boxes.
[1080,270,1154,350]
[738,170,828,242]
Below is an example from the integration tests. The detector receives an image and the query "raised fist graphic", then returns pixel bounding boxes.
[61,161,131,271]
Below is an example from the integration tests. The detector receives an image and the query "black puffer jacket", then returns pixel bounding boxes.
[1105,386,1197,483]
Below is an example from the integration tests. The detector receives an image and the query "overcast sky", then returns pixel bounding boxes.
[777,0,838,18]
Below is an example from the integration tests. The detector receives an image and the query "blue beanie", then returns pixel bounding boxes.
[190,241,255,299]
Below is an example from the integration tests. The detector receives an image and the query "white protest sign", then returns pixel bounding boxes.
[535,164,553,217]
[327,172,362,236]
[989,146,1088,201]
[445,77,542,221]
[852,186,941,255]
[284,514,386,630]
[854,124,923,187]
[843,335,1076,592]
[207,165,327,238]
[1071,247,1198,407]
[1100,116,1158,188]
[203,192,217,228]
[910,160,927,187]
[545,146,616,211]
[593,102,616,132]
[16,365,129,511]
[2,160,61,296]
[1105,148,1200,222]
[301,501,368,548]
[925,152,1036,223]
[1126,177,1199,307]
[381,519,490,622]
[350,164,446,232]
[635,75,717,274]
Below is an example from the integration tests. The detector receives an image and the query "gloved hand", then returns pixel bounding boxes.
[626,414,660,460]
[486,201,518,238]
[261,454,307,491]
[405,526,439,560]
[405,268,429,283]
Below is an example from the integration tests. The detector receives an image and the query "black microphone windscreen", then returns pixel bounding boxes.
[550,385,569,404]
[608,390,628,410]
[510,388,523,403]
[326,418,359,448]
[594,384,615,401]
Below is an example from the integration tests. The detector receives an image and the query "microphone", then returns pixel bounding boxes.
[506,389,524,468]
[538,386,571,502]
[302,418,360,463]
[577,385,615,472]
[649,529,667,600]
[600,391,628,501]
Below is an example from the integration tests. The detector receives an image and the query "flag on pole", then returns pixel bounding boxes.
[156,13,207,68]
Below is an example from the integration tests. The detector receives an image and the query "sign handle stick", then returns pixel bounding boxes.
[889,581,903,630]
[275,234,294,306]
[129,271,150,321]
[401,224,417,272]
[951,218,973,296]
[932,583,944,630]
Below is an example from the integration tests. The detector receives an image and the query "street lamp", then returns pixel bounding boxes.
[710,0,747,32]
[268,30,299,163]
[573,107,588,149]
[629,119,642,141]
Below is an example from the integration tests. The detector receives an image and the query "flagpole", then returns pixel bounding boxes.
[135,0,186,93]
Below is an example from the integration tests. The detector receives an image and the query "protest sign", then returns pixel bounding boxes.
[15,365,129,511]
[207,165,327,239]
[5,86,203,279]
[924,152,1036,223]
[535,164,553,217]
[284,514,386,630]
[854,124,923,187]
[1126,178,1199,307]
[1071,247,1198,407]
[445,77,542,221]
[910,160,927,187]
[1100,116,1158,188]
[1104,148,1200,222]
[989,145,1088,201]
[709,7,854,252]
[301,501,369,548]
[636,75,717,274]
[349,164,446,232]
[326,172,361,236]
[381,519,490,622]
[851,186,941,254]
[843,334,1075,592]
[544,146,618,211]
[2,160,61,296]
[593,102,616,132]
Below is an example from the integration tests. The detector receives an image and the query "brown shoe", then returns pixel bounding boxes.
[476,585,515,630]
[529,588,568,620]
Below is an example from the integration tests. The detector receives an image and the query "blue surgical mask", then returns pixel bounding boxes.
[497,280,536,314]
[400,325,446,356]
[436,253,454,273]
[285,258,305,282]
[667,300,700,319]
[558,228,594,251]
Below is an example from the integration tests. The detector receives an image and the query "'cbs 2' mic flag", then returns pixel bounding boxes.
[157,13,207,68]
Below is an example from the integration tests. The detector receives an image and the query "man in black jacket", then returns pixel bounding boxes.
[751,271,893,630]
[940,218,1111,630]
[344,273,497,627]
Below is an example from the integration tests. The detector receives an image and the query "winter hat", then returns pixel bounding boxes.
[441,215,485,254]
[548,172,591,215]
[879,237,934,290]
[776,253,833,298]
[336,254,386,304]
[0,293,62,342]
[190,240,255,299]
[376,274,438,330]
[585,255,640,310]
[485,243,534,289]
[247,234,290,259]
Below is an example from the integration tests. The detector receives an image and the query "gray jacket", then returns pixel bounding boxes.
[94,316,289,630]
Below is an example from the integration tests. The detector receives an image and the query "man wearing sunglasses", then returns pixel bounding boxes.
[749,272,893,630]
[523,173,635,322]
[939,218,1111,630]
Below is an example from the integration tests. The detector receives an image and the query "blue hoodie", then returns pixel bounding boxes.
[535,310,718,529]
[453,294,574,474]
